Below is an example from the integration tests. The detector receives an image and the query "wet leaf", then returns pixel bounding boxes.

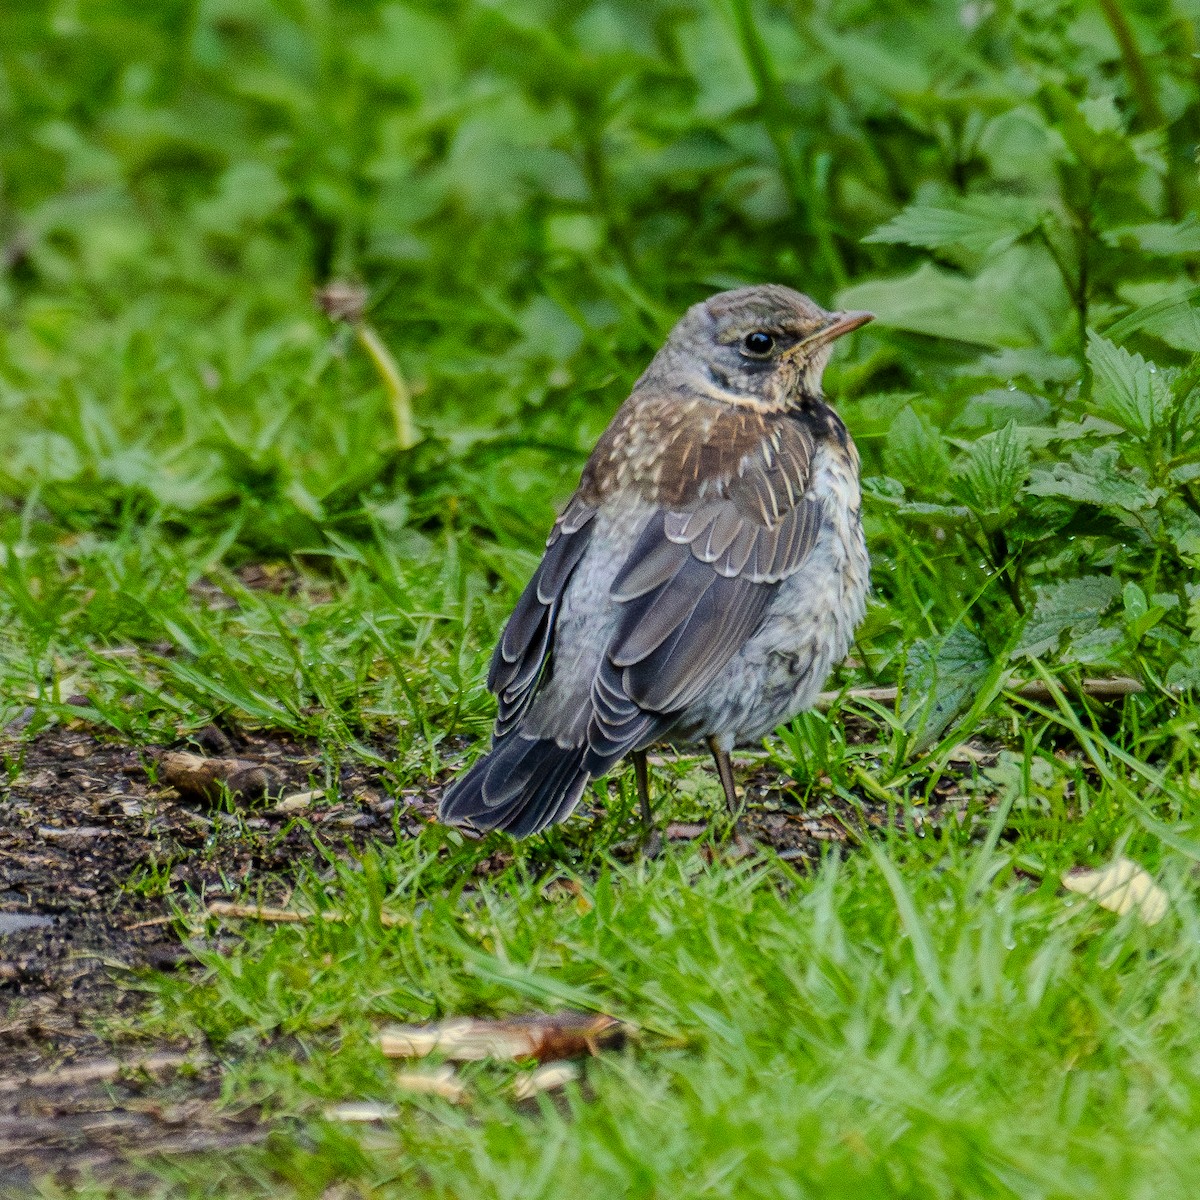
[513,1061,581,1100]
[394,1066,467,1103]
[1062,858,1168,925]
[379,1012,626,1063]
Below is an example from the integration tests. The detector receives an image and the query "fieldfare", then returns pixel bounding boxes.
[440,284,872,838]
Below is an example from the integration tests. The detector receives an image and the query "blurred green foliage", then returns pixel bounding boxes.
[2,0,1200,735]
[8,8,1200,1195]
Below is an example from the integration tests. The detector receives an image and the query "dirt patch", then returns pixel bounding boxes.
[0,721,986,1188]
[0,722,430,1189]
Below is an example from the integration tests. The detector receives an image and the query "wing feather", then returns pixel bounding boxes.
[488,501,596,738]
[582,416,824,767]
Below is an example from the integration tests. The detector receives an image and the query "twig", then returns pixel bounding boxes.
[204,901,408,928]
[125,915,175,930]
[817,677,1143,710]
[0,1051,211,1094]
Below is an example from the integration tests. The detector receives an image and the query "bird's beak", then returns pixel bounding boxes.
[788,310,874,356]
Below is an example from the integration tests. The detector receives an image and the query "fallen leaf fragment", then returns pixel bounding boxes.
[665,822,707,841]
[541,877,593,913]
[1062,857,1168,925]
[154,750,286,804]
[273,790,321,814]
[324,1101,400,1123]
[395,1065,467,1103]
[380,1011,626,1063]
[513,1061,580,1100]
[205,901,407,928]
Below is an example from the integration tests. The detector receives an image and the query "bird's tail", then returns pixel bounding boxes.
[438,734,592,838]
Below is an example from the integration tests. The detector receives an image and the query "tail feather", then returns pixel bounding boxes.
[439,734,592,838]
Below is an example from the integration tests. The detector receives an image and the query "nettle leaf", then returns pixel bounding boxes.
[1086,331,1170,437]
[1103,285,1200,346]
[1186,583,1200,637]
[1026,445,1162,512]
[864,194,1042,257]
[1017,575,1122,659]
[1103,216,1200,256]
[882,405,950,495]
[950,422,1030,517]
[904,624,992,748]
[1121,582,1176,644]
[840,244,1071,349]
[1166,644,1200,692]
[1164,500,1200,558]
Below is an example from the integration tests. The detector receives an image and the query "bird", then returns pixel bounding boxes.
[439,284,872,839]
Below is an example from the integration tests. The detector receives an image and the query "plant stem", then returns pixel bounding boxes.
[356,323,416,452]
[1095,0,1164,129]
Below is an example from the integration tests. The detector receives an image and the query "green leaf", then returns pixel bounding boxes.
[950,422,1030,518]
[1103,217,1200,256]
[1103,286,1200,348]
[864,194,1042,257]
[1086,332,1169,437]
[839,246,1070,349]
[904,625,992,748]
[1016,576,1122,659]
[1163,501,1200,558]
[882,405,950,494]
[1026,445,1161,512]
[1122,581,1167,643]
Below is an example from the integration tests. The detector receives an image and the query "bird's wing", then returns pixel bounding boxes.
[585,417,823,766]
[487,495,596,739]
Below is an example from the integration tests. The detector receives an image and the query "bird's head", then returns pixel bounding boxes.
[648,284,872,412]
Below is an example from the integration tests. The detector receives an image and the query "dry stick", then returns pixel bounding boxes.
[0,1051,211,1094]
[204,900,408,928]
[816,677,1143,710]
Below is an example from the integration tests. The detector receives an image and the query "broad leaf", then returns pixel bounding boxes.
[1086,332,1169,437]
[904,625,993,747]
[865,194,1042,257]
[950,422,1030,518]
[1103,217,1200,256]
[1027,445,1161,513]
[1017,575,1122,659]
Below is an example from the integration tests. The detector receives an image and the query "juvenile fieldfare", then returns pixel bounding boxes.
[439,284,872,837]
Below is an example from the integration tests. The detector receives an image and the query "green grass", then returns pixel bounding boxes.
[5,0,1200,1195]
[101,830,1200,1197]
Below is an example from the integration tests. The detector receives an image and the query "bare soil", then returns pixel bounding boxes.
[0,722,421,1192]
[0,719,976,1191]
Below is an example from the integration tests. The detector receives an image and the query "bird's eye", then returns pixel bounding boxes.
[741,330,776,358]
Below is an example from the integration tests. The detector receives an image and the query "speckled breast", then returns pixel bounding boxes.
[677,439,869,747]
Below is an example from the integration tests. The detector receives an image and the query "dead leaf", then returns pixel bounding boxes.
[323,1101,399,1123]
[1062,858,1168,925]
[945,742,996,765]
[154,750,286,805]
[541,877,593,914]
[395,1066,466,1102]
[513,1061,580,1100]
[664,822,707,841]
[204,901,407,928]
[379,1012,626,1063]
[272,790,320,814]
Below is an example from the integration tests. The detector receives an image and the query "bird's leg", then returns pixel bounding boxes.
[632,749,653,834]
[707,737,741,818]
